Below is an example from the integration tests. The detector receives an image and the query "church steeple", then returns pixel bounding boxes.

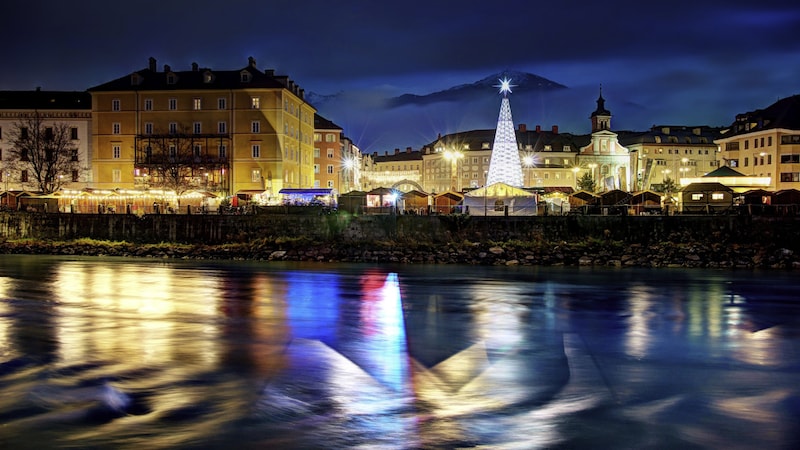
[590,85,612,132]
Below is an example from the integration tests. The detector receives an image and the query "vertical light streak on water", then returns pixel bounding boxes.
[0,276,9,354]
[624,285,654,359]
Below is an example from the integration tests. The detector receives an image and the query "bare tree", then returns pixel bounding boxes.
[6,113,81,194]
[140,126,199,198]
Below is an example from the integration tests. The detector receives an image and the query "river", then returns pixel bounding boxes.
[1,254,799,449]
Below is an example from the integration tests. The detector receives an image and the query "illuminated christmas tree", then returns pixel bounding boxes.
[485,78,523,187]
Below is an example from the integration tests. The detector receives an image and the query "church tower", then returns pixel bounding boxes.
[590,86,612,132]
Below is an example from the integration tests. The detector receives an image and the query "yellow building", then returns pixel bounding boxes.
[715,95,800,191]
[88,57,316,199]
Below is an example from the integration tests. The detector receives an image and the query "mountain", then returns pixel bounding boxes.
[388,70,567,107]
[307,71,653,152]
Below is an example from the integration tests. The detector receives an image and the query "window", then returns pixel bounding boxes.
[241,72,251,83]
[780,172,800,182]
[251,97,260,109]
[71,149,78,161]
[144,98,153,111]
[564,145,571,151]
[314,133,321,142]
[45,127,54,140]
[251,169,261,182]
[218,121,227,134]
[112,99,120,111]
[325,133,335,142]
[327,149,334,159]
[167,74,176,84]
[112,145,121,159]
[327,165,334,174]
[193,144,201,157]
[218,98,227,110]
[169,145,176,158]
[768,136,773,146]
[251,121,260,133]
[711,193,725,200]
[70,127,78,140]
[169,122,177,134]
[691,193,703,201]
[744,157,749,167]
[20,127,28,140]
[314,164,320,174]
[314,148,320,158]
[168,98,177,110]
[768,155,772,164]
[21,149,29,161]
[21,170,28,182]
[193,122,201,134]
[754,139,759,149]
[72,170,79,182]
[112,169,121,183]
[218,144,227,159]
[112,123,121,135]
[251,144,260,158]
[193,98,201,110]
[744,140,749,150]
[145,122,153,135]
[760,137,765,147]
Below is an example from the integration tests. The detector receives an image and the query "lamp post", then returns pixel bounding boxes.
[522,154,535,187]
[572,166,580,191]
[444,149,463,192]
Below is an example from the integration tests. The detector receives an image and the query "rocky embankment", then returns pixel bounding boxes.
[1,237,799,269]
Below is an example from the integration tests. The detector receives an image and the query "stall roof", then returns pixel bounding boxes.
[278,188,334,195]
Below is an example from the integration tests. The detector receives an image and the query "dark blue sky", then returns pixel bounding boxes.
[3,0,799,151]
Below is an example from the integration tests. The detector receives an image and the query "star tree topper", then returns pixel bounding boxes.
[495,77,515,96]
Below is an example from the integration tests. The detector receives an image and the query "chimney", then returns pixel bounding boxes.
[385,151,389,156]
[394,148,400,155]
[191,62,198,71]
[535,125,541,132]
[163,64,171,73]
[406,147,412,153]
[248,56,257,68]
[552,125,559,134]
[519,123,527,132]
[148,57,157,71]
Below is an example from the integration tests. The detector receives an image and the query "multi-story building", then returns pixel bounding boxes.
[620,125,722,191]
[341,136,362,192]
[313,114,343,190]
[0,89,92,194]
[362,147,424,192]
[715,95,800,191]
[421,124,587,194]
[87,57,316,198]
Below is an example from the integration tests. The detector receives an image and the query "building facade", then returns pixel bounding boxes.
[87,57,316,198]
[715,95,800,191]
[0,90,92,194]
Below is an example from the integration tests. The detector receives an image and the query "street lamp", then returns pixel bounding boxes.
[522,154,535,187]
[443,150,463,192]
[588,163,598,191]
[572,166,580,191]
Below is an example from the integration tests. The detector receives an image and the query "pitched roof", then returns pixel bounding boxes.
[314,114,342,131]
[721,94,800,136]
[88,58,304,98]
[703,166,745,177]
[0,90,91,110]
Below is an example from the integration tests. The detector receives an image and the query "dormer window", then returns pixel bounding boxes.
[167,73,177,84]
[130,73,142,86]
[240,71,251,83]
[203,71,214,83]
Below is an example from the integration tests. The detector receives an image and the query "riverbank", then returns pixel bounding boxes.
[1,236,798,269]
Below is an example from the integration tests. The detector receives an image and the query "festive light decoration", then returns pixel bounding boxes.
[486,78,523,187]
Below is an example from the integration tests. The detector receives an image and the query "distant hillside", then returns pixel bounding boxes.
[388,70,567,107]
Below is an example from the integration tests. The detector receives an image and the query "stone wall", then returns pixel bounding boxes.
[1,211,799,250]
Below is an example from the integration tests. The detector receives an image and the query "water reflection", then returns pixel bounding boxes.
[0,256,798,449]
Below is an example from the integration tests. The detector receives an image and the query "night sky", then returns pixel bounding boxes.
[4,0,800,151]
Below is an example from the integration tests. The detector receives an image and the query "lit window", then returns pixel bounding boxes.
[112,169,121,183]
[251,169,261,182]
[326,133,335,142]
[691,193,703,200]
[711,193,724,200]
[193,98,201,110]
[251,97,260,109]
